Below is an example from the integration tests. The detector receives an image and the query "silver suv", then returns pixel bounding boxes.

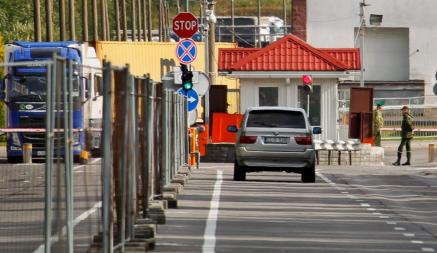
[228,107,321,183]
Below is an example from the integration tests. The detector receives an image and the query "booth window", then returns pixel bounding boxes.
[298,85,321,126]
[259,87,278,106]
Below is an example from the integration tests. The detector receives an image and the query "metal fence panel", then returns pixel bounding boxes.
[0,57,189,253]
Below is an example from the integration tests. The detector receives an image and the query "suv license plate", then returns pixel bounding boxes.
[264,137,288,144]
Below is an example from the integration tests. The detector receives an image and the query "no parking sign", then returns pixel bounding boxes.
[176,39,197,64]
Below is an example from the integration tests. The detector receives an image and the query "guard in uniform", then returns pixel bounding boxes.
[373,101,384,147]
[393,105,414,166]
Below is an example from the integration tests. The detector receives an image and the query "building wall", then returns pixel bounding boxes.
[307,0,437,102]
[358,28,409,82]
[291,0,307,41]
[240,77,338,140]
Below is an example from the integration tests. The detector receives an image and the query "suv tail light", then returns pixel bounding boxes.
[294,135,312,145]
[239,136,257,144]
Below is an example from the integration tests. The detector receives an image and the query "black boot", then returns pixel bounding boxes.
[402,152,411,166]
[392,152,401,166]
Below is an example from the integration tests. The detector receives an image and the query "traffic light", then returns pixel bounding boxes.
[302,75,313,94]
[180,64,193,92]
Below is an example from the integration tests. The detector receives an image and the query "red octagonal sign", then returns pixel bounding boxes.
[172,12,198,38]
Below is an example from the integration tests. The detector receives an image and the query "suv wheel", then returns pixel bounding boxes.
[301,163,316,183]
[233,161,246,181]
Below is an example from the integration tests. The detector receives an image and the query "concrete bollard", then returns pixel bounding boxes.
[23,143,32,164]
[429,144,436,163]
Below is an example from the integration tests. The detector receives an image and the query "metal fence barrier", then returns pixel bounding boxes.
[0,57,189,253]
[0,56,104,253]
[380,106,437,139]
[338,105,437,140]
[97,61,190,253]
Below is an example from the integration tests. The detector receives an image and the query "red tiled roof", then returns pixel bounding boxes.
[218,48,259,71]
[218,34,361,72]
[319,48,361,70]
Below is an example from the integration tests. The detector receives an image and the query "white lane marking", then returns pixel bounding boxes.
[74,165,85,171]
[355,199,364,202]
[202,170,223,253]
[157,243,187,247]
[202,165,233,169]
[394,227,406,231]
[372,212,382,215]
[33,201,102,253]
[341,191,349,194]
[379,215,390,219]
[90,158,102,164]
[316,173,333,184]
[408,167,437,171]
[421,248,435,252]
[387,221,397,225]
[411,241,424,244]
[367,208,376,211]
[72,201,102,226]
[360,203,370,207]
[403,233,415,237]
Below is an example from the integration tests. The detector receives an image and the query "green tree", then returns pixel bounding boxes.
[0,0,33,42]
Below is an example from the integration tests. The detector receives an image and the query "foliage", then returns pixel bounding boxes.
[0,0,292,42]
[0,0,33,42]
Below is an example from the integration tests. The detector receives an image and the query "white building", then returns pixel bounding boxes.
[302,0,437,104]
[219,34,360,140]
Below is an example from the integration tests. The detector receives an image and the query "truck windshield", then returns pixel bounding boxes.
[8,76,80,102]
[9,77,46,100]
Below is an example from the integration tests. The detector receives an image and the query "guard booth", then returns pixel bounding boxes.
[349,87,374,144]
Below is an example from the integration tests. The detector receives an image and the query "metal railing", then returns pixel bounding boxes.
[338,104,437,140]
[0,57,190,252]
[98,62,189,252]
[380,105,437,139]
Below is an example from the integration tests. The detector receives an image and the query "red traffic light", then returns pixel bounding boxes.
[302,75,313,85]
[302,75,313,94]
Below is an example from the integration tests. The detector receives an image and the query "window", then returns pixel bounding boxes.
[259,87,278,106]
[247,110,306,128]
[298,85,321,126]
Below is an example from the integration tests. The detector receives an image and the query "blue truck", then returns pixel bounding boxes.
[1,41,102,163]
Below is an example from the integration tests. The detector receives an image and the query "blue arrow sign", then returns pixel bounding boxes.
[176,39,197,64]
[178,88,199,112]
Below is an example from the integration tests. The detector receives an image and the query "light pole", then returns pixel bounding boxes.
[359,0,367,88]
[204,0,216,126]
[358,1,383,88]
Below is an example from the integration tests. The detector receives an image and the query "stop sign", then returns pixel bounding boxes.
[172,12,198,38]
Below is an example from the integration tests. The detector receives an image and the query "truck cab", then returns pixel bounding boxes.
[1,41,102,162]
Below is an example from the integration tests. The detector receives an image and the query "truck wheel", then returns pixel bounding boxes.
[73,155,81,164]
[301,163,316,183]
[233,162,246,181]
[7,156,23,164]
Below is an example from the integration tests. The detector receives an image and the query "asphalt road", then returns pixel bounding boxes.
[383,140,436,166]
[155,163,437,253]
[0,158,102,253]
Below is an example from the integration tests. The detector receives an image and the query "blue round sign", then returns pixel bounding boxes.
[176,39,197,64]
[178,88,199,112]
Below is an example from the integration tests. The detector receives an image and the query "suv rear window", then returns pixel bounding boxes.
[246,110,306,128]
